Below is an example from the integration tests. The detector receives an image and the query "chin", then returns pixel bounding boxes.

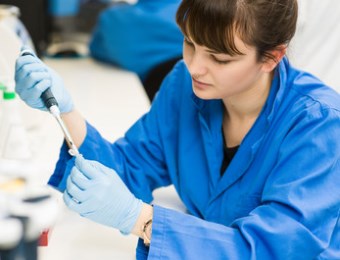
[192,88,217,100]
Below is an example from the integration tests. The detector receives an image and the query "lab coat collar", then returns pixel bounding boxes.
[191,92,207,111]
[267,56,290,123]
[196,99,225,189]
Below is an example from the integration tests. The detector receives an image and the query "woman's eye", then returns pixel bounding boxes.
[211,55,231,65]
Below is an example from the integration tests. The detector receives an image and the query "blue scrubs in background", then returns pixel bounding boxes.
[48,0,80,16]
[88,0,183,81]
[49,58,340,259]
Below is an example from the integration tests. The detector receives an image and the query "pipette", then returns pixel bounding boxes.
[19,49,79,157]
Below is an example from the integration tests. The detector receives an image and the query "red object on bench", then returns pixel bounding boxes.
[39,229,51,246]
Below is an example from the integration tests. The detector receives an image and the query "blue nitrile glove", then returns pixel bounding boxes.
[63,155,143,234]
[15,52,73,113]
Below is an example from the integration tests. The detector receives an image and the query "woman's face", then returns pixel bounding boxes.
[183,34,270,101]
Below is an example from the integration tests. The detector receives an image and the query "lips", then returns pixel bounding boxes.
[192,78,211,90]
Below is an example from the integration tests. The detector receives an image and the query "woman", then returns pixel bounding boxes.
[15,0,340,259]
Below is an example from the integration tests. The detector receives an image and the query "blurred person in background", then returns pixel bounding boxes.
[89,0,183,101]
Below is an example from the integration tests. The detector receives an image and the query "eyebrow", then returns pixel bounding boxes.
[206,49,224,55]
[206,49,234,57]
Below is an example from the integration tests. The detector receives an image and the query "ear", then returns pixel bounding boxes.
[261,45,287,72]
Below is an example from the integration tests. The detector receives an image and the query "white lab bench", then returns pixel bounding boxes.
[20,57,184,260]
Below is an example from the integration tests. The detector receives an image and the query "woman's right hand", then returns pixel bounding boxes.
[15,53,74,113]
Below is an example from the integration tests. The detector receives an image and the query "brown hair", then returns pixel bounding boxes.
[176,0,298,62]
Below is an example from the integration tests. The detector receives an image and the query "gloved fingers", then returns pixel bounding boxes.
[15,55,44,73]
[69,166,91,190]
[27,100,46,110]
[18,79,50,102]
[64,178,93,210]
[15,63,50,92]
[63,191,81,211]
[15,64,48,89]
[63,191,95,215]
[34,77,52,94]
[75,155,116,180]
[74,155,99,180]
[26,71,51,88]
[15,63,48,81]
[66,167,93,201]
[65,178,89,203]
[15,73,50,96]
[15,55,39,70]
[79,208,96,217]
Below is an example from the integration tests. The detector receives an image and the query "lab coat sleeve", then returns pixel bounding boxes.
[48,61,185,201]
[48,119,172,203]
[106,61,186,201]
[144,205,251,259]
[140,105,340,258]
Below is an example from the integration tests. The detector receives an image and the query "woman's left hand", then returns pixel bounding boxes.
[63,155,143,234]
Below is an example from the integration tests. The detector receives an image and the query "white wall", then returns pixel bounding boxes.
[289,0,340,93]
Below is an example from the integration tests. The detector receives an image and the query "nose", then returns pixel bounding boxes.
[185,52,208,78]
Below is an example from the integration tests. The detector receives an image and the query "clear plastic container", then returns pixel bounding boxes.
[0,91,32,160]
[0,5,35,52]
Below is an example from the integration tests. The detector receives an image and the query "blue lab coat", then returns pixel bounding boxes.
[49,58,340,259]
[89,0,183,80]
